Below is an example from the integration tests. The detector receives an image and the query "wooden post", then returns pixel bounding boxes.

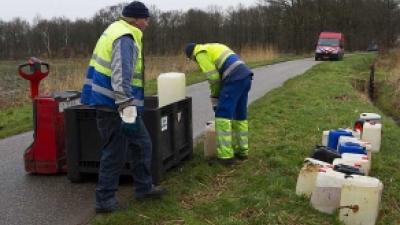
[369,64,375,100]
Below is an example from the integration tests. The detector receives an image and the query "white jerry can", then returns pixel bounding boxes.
[203,121,216,159]
[339,175,383,225]
[310,170,346,214]
[342,153,371,175]
[361,122,382,153]
[295,158,332,198]
[157,72,186,107]
[333,155,370,176]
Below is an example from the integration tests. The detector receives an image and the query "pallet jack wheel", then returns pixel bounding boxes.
[67,171,83,183]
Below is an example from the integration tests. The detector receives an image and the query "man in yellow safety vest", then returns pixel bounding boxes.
[185,43,253,165]
[81,1,166,213]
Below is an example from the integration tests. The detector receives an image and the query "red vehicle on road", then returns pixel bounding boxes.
[315,32,344,61]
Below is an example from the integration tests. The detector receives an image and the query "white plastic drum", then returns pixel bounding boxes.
[333,154,370,175]
[310,170,346,214]
[295,158,332,197]
[362,122,382,153]
[339,175,383,225]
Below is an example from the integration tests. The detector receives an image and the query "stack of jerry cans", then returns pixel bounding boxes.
[296,112,384,225]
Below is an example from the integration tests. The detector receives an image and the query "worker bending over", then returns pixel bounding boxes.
[185,43,253,165]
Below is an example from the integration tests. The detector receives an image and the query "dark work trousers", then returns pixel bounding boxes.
[95,110,153,210]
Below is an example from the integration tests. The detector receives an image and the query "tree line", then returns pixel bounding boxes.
[0,0,399,59]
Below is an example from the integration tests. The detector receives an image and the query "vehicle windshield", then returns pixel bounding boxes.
[318,38,339,46]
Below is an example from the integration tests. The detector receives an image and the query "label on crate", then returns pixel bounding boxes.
[161,116,168,131]
[58,98,81,112]
[177,112,182,123]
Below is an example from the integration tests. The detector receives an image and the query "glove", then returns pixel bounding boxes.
[210,97,219,112]
[120,106,138,135]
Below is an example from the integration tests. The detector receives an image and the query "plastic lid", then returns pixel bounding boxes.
[360,113,381,120]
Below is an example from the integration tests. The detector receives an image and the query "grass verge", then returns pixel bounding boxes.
[91,54,400,225]
[0,105,32,139]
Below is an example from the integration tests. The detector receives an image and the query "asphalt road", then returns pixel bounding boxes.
[0,58,320,225]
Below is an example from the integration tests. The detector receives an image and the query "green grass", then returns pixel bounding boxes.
[0,104,33,139]
[90,54,400,225]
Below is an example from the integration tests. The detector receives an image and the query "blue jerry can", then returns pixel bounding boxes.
[338,142,367,155]
[327,129,353,150]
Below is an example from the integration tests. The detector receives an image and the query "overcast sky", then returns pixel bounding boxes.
[0,0,258,23]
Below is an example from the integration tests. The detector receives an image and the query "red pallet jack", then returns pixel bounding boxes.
[19,57,81,174]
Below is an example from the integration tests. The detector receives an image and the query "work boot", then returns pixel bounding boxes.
[216,157,239,166]
[235,154,248,161]
[136,185,167,201]
[95,205,127,214]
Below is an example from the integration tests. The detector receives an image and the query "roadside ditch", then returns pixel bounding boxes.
[351,54,400,124]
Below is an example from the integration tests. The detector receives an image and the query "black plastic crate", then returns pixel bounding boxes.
[64,96,192,184]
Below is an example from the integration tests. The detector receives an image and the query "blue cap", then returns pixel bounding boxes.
[185,43,196,59]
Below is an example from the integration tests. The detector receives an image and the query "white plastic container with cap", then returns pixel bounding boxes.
[157,72,186,107]
[333,153,370,175]
[339,175,383,225]
[296,158,332,197]
[204,121,216,159]
[310,170,346,214]
[362,122,382,153]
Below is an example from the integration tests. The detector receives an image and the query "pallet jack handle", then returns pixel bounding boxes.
[18,57,50,98]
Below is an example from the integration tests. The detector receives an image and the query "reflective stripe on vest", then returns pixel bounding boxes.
[222,60,245,80]
[91,83,144,106]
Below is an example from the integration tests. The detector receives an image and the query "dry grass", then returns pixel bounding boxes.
[145,54,197,80]
[239,45,279,63]
[375,48,400,82]
[0,46,279,108]
[373,48,400,118]
[40,58,88,95]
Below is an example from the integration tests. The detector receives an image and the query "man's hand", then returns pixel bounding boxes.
[120,106,138,135]
[211,97,219,111]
